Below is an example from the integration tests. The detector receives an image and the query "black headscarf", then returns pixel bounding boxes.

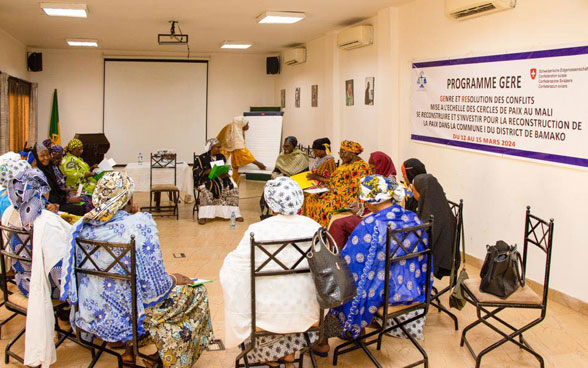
[413,173,457,279]
[402,158,426,184]
[284,136,298,148]
[312,137,331,151]
[32,143,67,205]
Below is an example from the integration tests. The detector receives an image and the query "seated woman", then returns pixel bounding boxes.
[412,173,457,280]
[304,140,371,227]
[315,175,429,354]
[401,158,426,212]
[60,172,214,368]
[220,177,320,367]
[33,143,88,216]
[305,138,336,184]
[272,136,309,178]
[2,167,71,367]
[0,152,31,216]
[328,151,399,249]
[194,138,242,225]
[60,138,98,195]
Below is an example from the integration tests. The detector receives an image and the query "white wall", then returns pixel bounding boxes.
[29,49,276,153]
[0,28,28,80]
[397,0,588,302]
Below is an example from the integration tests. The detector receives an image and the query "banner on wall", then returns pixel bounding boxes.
[411,46,588,168]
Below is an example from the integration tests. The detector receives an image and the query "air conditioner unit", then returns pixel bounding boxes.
[282,48,306,66]
[446,0,516,20]
[337,25,373,50]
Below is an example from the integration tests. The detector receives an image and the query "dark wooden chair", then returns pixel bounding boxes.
[0,223,70,364]
[332,217,434,368]
[430,199,464,330]
[460,206,554,368]
[235,233,323,368]
[141,153,180,220]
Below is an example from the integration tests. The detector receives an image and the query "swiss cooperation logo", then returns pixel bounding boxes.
[416,71,427,89]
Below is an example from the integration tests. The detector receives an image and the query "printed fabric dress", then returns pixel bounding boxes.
[60,153,97,194]
[327,204,430,340]
[304,159,370,227]
[61,211,214,368]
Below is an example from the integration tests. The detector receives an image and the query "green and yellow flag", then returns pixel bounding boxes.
[49,89,61,145]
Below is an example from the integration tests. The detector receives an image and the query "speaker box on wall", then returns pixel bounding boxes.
[27,52,43,72]
[266,56,280,75]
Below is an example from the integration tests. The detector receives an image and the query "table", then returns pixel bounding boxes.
[124,162,194,202]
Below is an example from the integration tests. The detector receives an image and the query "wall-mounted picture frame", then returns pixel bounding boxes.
[295,87,300,108]
[365,77,374,105]
[281,89,286,108]
[345,79,354,106]
[311,85,318,107]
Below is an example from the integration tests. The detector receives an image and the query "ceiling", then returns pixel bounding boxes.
[0,0,409,54]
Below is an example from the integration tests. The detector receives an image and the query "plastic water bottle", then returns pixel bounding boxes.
[230,211,236,230]
[138,152,143,165]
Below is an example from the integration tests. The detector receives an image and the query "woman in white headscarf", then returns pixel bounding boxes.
[193,138,242,225]
[0,152,31,216]
[220,177,320,367]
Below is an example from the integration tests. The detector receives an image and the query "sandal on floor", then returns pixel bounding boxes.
[311,349,329,358]
[198,218,206,225]
[236,217,244,222]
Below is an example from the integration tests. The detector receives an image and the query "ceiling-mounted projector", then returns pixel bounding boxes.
[158,20,188,45]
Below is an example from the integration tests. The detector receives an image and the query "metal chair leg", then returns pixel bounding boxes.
[5,326,25,364]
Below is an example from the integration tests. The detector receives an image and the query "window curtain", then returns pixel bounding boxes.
[7,77,31,152]
[29,83,38,146]
[0,73,8,153]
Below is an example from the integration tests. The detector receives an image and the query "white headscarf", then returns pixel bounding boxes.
[0,153,32,188]
[263,177,304,216]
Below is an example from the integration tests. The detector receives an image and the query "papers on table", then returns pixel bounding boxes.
[290,171,317,189]
[76,184,83,197]
[93,158,116,180]
[304,187,330,194]
[190,278,213,287]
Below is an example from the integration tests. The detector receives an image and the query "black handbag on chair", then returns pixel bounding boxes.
[306,228,357,309]
[479,240,525,298]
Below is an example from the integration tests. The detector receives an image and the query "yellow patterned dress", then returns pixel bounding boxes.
[304,159,371,227]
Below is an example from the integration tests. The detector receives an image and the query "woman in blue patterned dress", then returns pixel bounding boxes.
[60,172,214,368]
[314,174,430,354]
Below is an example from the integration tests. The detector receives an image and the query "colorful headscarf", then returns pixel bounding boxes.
[263,176,304,216]
[42,139,53,149]
[7,168,50,228]
[369,151,396,177]
[340,140,363,155]
[85,171,134,222]
[20,150,35,164]
[205,138,220,152]
[312,138,331,153]
[359,174,405,204]
[0,153,31,187]
[66,138,83,153]
[50,144,64,155]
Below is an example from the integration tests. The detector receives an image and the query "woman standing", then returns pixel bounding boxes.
[194,138,242,225]
[60,138,98,194]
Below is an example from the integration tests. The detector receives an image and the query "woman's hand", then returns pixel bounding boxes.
[90,164,99,170]
[84,172,94,178]
[67,196,82,204]
[350,201,364,216]
[306,172,318,180]
[46,204,60,213]
[171,273,193,285]
[203,169,211,175]
[128,204,139,214]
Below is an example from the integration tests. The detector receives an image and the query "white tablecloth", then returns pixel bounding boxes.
[124,162,194,196]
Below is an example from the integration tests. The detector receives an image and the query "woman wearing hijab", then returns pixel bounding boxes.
[60,138,98,195]
[32,143,88,216]
[401,158,427,212]
[2,167,71,367]
[0,152,31,216]
[272,136,309,178]
[314,175,429,355]
[220,177,320,367]
[60,172,214,368]
[412,173,457,279]
[304,140,371,227]
[306,138,336,184]
[328,151,399,249]
[216,117,266,184]
[194,138,242,225]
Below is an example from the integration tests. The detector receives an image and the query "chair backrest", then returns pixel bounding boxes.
[0,223,33,304]
[150,153,177,187]
[381,217,434,325]
[73,235,140,355]
[248,232,323,346]
[522,206,554,307]
[448,199,464,279]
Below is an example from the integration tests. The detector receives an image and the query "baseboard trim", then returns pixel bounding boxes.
[465,254,588,316]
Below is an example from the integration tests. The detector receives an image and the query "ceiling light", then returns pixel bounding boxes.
[220,41,252,49]
[41,3,88,18]
[67,39,98,47]
[257,11,305,24]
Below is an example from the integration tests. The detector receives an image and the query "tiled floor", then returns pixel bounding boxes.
[1,179,587,367]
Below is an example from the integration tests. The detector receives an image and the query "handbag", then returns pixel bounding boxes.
[479,240,525,298]
[306,228,357,309]
[450,215,469,310]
